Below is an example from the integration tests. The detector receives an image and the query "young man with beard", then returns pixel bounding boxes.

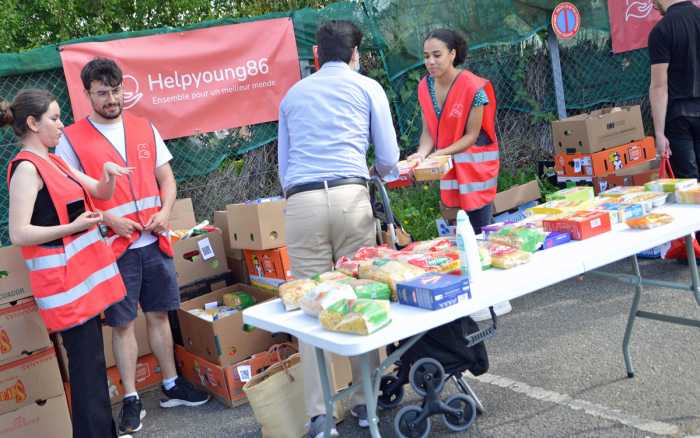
[56,58,209,435]
[649,0,700,176]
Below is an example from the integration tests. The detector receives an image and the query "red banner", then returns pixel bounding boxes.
[609,1,700,54]
[60,18,300,140]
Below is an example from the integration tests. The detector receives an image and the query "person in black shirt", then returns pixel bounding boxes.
[649,0,700,177]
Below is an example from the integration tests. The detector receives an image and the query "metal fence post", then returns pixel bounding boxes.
[547,24,567,120]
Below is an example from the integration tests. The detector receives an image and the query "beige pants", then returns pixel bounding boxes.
[285,183,381,418]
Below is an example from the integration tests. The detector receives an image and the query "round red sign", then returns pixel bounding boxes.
[552,2,581,40]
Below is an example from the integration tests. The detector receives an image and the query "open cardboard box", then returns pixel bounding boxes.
[177,284,285,367]
[492,180,541,215]
[170,199,228,287]
[226,199,286,251]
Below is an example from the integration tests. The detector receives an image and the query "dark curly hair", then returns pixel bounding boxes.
[425,29,468,66]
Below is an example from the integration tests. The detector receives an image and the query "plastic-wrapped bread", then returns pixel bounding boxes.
[299,282,356,317]
[358,259,425,300]
[338,278,392,300]
[279,279,318,311]
[319,299,391,335]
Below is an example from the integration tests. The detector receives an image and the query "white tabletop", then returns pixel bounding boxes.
[243,204,700,357]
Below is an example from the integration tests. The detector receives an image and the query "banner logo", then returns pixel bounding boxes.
[122,75,143,109]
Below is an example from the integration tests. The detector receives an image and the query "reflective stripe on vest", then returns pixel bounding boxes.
[25,228,103,271]
[453,150,500,164]
[34,262,120,310]
[106,195,162,218]
[440,177,498,194]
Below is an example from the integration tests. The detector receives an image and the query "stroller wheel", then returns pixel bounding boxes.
[442,393,477,432]
[378,375,404,409]
[394,405,431,438]
[409,358,446,397]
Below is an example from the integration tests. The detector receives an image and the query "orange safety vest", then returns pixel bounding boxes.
[7,151,126,333]
[62,113,174,259]
[418,70,500,211]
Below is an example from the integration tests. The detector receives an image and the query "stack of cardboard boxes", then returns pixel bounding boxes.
[0,246,72,437]
[552,105,658,193]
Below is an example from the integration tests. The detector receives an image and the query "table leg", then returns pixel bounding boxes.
[314,347,335,437]
[622,255,644,378]
[359,353,382,438]
[684,234,700,305]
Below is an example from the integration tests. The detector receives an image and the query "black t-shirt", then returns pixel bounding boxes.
[648,1,700,119]
[10,160,64,247]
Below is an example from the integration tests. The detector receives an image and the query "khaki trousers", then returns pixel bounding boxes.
[285,183,381,418]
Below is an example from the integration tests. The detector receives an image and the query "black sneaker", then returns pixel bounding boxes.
[160,377,210,408]
[118,396,146,434]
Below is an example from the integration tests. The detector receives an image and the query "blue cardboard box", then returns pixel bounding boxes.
[396,273,470,310]
[542,231,571,250]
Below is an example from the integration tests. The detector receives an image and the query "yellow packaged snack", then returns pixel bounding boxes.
[319,299,391,335]
[279,279,318,311]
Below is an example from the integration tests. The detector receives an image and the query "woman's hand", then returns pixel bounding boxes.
[71,210,103,233]
[102,162,133,180]
[407,151,427,163]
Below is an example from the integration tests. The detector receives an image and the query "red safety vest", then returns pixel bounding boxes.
[62,113,174,258]
[7,151,126,333]
[418,70,500,211]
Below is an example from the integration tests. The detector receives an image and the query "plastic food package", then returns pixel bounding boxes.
[334,256,369,277]
[599,186,645,199]
[188,306,237,321]
[395,249,460,273]
[319,299,391,335]
[644,178,696,193]
[478,243,492,269]
[300,282,357,317]
[676,185,700,204]
[488,226,546,253]
[358,259,425,300]
[222,292,256,310]
[279,279,318,311]
[400,239,453,254]
[353,246,401,261]
[339,278,392,300]
[545,186,594,203]
[626,213,674,230]
[483,242,531,269]
[622,192,668,212]
[593,203,645,224]
[312,271,351,283]
[525,199,592,216]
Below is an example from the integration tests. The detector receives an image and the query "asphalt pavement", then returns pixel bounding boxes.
[124,258,700,438]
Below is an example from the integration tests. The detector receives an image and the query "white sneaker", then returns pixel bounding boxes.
[470,300,512,322]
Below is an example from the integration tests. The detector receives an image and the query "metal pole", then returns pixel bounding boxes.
[547,25,567,120]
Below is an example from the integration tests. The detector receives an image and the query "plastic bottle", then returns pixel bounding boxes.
[455,210,482,283]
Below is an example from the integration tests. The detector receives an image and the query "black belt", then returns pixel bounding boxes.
[285,177,368,199]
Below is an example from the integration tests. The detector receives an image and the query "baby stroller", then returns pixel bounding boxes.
[368,176,498,437]
[368,176,412,249]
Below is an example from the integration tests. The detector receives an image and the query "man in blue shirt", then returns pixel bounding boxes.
[277,20,399,438]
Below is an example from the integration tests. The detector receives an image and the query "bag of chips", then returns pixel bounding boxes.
[319,299,391,335]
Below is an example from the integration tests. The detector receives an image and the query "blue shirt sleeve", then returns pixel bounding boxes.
[277,104,290,190]
[368,82,400,179]
[472,88,489,107]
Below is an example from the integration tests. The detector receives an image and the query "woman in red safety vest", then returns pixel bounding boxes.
[2,89,133,438]
[409,28,500,234]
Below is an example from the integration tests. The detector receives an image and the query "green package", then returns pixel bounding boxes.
[320,299,391,335]
[338,278,391,300]
[489,226,545,253]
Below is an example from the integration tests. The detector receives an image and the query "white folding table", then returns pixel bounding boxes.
[244,204,700,438]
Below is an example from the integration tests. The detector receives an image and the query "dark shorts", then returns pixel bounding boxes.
[104,242,180,327]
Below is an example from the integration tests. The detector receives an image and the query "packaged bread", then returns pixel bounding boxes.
[626,213,674,230]
[400,238,452,254]
[319,299,391,335]
[676,185,700,204]
[394,249,460,273]
[312,271,351,283]
[339,278,392,300]
[488,226,546,253]
[335,256,373,277]
[483,242,531,269]
[300,282,356,317]
[279,279,318,311]
[353,246,401,261]
[644,178,696,193]
[358,259,425,300]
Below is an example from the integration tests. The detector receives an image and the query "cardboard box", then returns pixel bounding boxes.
[170,198,229,287]
[0,246,32,306]
[0,347,63,415]
[591,160,660,194]
[226,198,286,250]
[214,211,245,261]
[492,180,541,214]
[105,353,162,404]
[397,273,470,310]
[555,137,656,178]
[0,299,50,365]
[178,284,283,367]
[175,344,288,407]
[542,232,571,250]
[552,105,644,155]
[543,211,612,240]
[226,256,249,285]
[386,160,417,189]
[0,394,72,438]
[414,156,453,181]
[493,200,539,224]
[243,247,292,281]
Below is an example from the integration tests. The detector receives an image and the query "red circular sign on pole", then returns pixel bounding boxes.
[552,2,581,39]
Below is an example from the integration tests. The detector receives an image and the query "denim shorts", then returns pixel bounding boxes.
[104,242,180,327]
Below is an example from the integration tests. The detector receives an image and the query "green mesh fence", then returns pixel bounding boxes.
[0,0,654,243]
